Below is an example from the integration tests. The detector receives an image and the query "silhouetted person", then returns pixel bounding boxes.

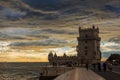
[93,63,96,69]
[97,62,101,71]
[39,72,43,80]
[86,63,89,70]
[103,62,107,71]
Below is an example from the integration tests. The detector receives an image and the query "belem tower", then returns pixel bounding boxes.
[48,26,101,66]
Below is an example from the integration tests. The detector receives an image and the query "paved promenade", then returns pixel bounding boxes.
[54,68,105,80]
[93,69,120,80]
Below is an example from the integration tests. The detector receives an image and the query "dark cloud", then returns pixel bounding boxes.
[1,28,76,35]
[0,7,26,20]
[101,41,120,52]
[105,5,120,13]
[0,28,77,41]
[43,14,59,20]
[0,32,28,40]
[9,38,68,46]
[41,29,77,34]
[28,35,49,39]
[0,31,51,40]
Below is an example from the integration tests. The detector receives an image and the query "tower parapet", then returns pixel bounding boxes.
[79,25,99,33]
[78,26,100,41]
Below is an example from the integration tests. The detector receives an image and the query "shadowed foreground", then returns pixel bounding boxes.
[93,70,120,80]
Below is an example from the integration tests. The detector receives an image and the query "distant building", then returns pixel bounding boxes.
[48,26,101,66]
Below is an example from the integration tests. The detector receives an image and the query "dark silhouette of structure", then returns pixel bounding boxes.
[48,26,101,66]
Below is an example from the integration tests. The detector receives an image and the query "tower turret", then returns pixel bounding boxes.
[92,25,95,29]
[48,51,53,59]
[54,53,57,57]
[63,53,67,57]
[48,51,53,65]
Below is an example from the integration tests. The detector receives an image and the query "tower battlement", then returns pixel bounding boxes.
[79,25,99,33]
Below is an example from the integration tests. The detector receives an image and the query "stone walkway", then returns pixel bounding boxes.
[54,68,105,80]
[93,69,120,80]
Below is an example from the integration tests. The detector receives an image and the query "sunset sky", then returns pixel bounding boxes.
[0,0,120,62]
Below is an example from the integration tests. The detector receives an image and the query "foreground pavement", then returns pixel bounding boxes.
[55,68,105,80]
[93,69,120,80]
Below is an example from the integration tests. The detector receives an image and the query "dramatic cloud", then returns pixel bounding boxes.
[1,28,76,35]
[0,0,120,62]
[105,5,120,13]
[0,28,77,41]
[9,38,68,46]
[101,41,120,51]
[42,29,77,35]
[108,36,120,43]
[101,41,120,59]
[0,45,75,62]
[0,41,10,51]
[1,28,30,35]
[0,7,26,20]
[0,33,30,40]
[31,29,77,35]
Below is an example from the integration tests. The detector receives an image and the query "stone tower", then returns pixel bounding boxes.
[48,51,53,65]
[77,26,101,64]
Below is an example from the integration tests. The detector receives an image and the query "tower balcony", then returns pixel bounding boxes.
[77,37,101,41]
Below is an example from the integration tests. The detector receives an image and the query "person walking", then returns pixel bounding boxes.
[39,72,43,80]
[86,63,89,70]
[103,62,107,71]
[97,62,101,71]
[93,63,96,70]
